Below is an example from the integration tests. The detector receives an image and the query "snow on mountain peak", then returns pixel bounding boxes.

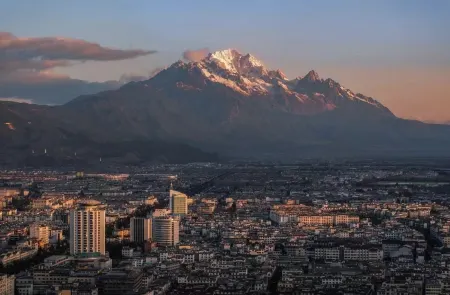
[169,50,389,114]
[205,49,266,75]
[207,49,241,72]
[243,53,264,68]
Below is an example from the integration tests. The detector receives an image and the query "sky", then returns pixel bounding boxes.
[1,0,449,122]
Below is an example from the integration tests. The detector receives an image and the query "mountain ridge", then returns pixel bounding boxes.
[1,48,450,165]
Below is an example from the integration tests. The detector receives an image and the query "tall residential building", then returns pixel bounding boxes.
[169,190,188,216]
[130,217,152,243]
[70,200,106,256]
[29,223,50,245]
[152,216,180,246]
[0,274,15,295]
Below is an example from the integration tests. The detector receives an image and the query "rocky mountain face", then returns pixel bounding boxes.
[1,49,450,166]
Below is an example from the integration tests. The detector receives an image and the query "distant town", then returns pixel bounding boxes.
[1,160,450,294]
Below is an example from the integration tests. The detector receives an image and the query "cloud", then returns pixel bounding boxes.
[0,31,157,84]
[119,67,164,84]
[119,74,148,84]
[1,70,70,84]
[118,69,162,84]
[0,32,159,105]
[0,59,70,75]
[0,69,165,105]
[0,32,156,62]
[0,97,34,104]
[0,78,121,105]
[183,48,210,62]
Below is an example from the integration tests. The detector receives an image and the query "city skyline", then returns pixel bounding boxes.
[1,0,449,122]
[2,162,450,294]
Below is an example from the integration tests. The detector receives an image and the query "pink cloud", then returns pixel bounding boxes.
[119,67,164,84]
[0,31,157,85]
[0,32,156,61]
[0,32,161,104]
[183,48,210,62]
[0,70,69,84]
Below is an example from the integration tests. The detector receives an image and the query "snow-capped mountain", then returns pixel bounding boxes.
[157,49,393,116]
[2,48,450,164]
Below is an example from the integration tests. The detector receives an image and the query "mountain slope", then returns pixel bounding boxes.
[0,101,218,166]
[1,49,450,164]
[65,49,395,145]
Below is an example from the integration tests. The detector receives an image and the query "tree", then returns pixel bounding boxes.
[11,197,31,211]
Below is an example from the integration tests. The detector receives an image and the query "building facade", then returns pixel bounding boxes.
[130,217,152,243]
[0,274,15,295]
[169,190,188,216]
[152,216,180,246]
[70,200,105,256]
[29,223,50,245]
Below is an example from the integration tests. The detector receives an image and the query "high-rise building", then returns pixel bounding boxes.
[169,190,188,216]
[152,216,179,246]
[70,200,105,256]
[0,274,15,295]
[30,223,50,245]
[130,217,152,243]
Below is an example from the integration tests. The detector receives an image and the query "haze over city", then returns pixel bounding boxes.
[1,0,449,122]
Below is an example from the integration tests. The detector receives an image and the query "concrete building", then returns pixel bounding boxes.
[32,198,52,209]
[97,269,144,295]
[70,200,105,256]
[152,209,171,217]
[15,274,33,295]
[29,223,50,245]
[130,217,152,243]
[169,190,188,216]
[0,188,20,197]
[0,248,38,266]
[0,274,15,295]
[152,216,180,246]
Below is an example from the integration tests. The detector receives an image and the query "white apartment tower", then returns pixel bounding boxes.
[169,189,188,216]
[70,200,105,256]
[152,216,180,246]
[130,217,152,243]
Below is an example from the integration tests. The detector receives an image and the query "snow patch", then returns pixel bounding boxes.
[208,49,240,73]
[199,66,248,95]
[246,54,264,68]
[295,94,309,102]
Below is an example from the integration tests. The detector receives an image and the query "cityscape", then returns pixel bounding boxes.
[0,160,450,294]
[1,1,450,295]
